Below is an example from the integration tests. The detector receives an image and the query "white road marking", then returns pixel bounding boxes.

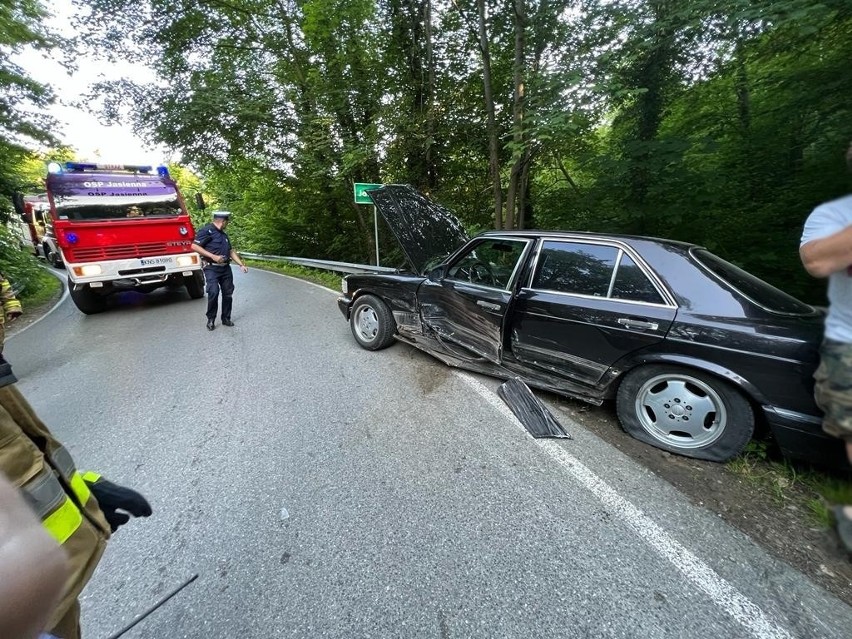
[457,372,794,639]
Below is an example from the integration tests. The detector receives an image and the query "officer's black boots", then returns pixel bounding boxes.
[207,320,215,331]
[222,319,234,327]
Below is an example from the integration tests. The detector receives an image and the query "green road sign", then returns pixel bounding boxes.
[354,183,383,204]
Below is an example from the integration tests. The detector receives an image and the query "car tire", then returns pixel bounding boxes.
[615,364,754,462]
[46,244,64,269]
[186,270,205,299]
[350,295,396,351]
[68,280,107,315]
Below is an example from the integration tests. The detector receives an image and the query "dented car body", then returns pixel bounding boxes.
[338,185,845,468]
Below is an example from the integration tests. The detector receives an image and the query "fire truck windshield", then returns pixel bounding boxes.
[55,197,182,221]
[47,170,185,222]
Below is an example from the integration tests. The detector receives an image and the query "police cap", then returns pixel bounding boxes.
[212,210,232,220]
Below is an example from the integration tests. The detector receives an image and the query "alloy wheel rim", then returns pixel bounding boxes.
[355,305,379,342]
[633,373,727,450]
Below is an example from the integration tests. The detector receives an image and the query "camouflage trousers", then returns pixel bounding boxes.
[815,339,852,442]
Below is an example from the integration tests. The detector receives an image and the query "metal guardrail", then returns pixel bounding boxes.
[241,253,398,275]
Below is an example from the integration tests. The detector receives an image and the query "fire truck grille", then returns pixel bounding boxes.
[71,242,182,261]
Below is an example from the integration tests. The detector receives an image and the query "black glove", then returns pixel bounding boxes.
[85,477,152,532]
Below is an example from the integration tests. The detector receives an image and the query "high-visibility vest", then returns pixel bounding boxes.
[21,443,103,544]
[0,275,22,322]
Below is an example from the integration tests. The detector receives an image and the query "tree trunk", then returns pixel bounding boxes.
[425,0,437,190]
[732,23,755,200]
[505,0,526,230]
[477,0,503,229]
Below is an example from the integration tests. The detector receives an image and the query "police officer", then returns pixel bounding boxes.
[191,211,249,330]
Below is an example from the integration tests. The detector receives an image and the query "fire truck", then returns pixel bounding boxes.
[42,162,205,314]
[9,193,52,261]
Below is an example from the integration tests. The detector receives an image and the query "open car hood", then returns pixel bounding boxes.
[368,185,470,275]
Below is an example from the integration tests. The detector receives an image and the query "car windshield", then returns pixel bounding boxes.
[691,248,815,316]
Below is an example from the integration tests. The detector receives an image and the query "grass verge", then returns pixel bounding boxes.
[20,268,61,307]
[727,441,852,527]
[246,259,342,290]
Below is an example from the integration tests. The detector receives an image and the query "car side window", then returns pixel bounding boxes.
[447,239,527,289]
[611,254,664,304]
[533,241,618,296]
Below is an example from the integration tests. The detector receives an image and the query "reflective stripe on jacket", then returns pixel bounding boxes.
[0,275,22,324]
[0,385,109,629]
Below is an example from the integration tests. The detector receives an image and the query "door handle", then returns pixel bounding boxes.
[476,300,502,312]
[617,318,659,331]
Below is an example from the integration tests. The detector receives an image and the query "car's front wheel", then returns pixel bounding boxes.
[350,295,396,350]
[185,270,205,299]
[68,281,107,315]
[616,364,754,462]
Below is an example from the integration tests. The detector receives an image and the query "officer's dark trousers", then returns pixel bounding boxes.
[204,265,234,321]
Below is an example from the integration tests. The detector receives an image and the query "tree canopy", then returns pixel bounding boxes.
[1,0,848,303]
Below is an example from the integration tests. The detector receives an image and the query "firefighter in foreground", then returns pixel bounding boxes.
[191,210,249,331]
[0,274,152,638]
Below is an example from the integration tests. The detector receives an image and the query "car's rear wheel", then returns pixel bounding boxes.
[616,364,753,462]
[46,244,63,269]
[350,295,396,350]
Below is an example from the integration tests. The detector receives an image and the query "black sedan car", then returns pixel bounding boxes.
[338,185,846,468]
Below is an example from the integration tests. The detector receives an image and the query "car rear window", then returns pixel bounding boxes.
[691,249,815,315]
[611,254,665,304]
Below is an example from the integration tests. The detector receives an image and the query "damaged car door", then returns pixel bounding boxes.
[510,239,677,387]
[418,237,533,362]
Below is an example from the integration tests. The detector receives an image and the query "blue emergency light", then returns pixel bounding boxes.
[157,165,170,178]
[55,162,155,174]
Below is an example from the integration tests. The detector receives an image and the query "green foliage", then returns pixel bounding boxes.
[0,226,48,296]
[0,0,63,206]
[63,0,852,300]
[18,267,59,306]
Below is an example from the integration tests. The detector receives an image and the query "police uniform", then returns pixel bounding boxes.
[194,215,237,327]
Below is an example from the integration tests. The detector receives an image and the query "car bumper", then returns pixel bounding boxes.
[763,406,850,470]
[338,295,352,320]
[66,254,201,285]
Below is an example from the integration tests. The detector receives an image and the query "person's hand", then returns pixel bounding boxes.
[84,477,152,532]
[0,475,68,639]
[215,255,226,264]
[240,265,248,274]
[6,311,21,323]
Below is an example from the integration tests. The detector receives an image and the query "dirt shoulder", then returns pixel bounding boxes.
[550,396,852,606]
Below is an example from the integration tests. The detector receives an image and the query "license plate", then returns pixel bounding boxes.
[140,257,174,266]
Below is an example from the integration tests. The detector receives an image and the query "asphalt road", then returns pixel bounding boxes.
[7,268,852,639]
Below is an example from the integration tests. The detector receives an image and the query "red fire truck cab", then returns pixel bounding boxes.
[44,162,205,314]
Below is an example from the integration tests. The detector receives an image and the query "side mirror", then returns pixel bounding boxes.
[11,193,24,216]
[195,193,206,210]
[427,265,445,282]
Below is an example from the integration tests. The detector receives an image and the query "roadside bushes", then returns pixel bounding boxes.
[0,226,51,300]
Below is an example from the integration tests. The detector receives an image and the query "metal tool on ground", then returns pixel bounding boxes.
[498,378,570,439]
[103,573,199,639]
